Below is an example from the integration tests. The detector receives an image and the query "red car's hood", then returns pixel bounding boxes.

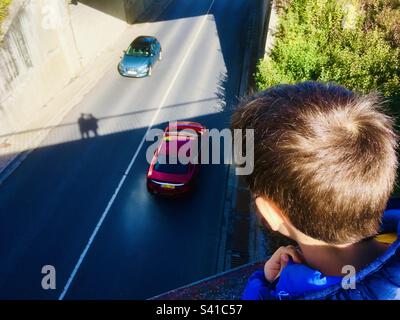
[148,170,192,184]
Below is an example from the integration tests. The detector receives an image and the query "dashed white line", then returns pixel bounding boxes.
[59,0,216,300]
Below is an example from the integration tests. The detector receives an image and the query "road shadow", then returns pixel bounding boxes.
[78,113,99,139]
[0,110,232,299]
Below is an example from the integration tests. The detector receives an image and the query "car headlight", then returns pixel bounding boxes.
[137,65,149,72]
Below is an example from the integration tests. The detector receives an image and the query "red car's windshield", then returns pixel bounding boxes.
[154,155,189,174]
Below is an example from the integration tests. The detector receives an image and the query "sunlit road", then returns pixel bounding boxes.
[0,0,255,299]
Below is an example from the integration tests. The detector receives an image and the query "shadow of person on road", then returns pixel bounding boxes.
[78,113,99,139]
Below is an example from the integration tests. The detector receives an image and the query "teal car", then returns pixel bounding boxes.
[118,36,162,78]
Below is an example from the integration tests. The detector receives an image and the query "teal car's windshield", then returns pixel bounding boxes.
[126,45,151,57]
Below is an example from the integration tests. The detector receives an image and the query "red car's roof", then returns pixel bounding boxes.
[158,135,196,155]
[166,121,205,132]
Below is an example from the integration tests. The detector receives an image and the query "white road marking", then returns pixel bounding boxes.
[59,0,216,300]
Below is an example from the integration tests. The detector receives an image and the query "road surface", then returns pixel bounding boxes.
[0,0,255,299]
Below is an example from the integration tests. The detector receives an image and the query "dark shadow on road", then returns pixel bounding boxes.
[78,113,99,139]
[0,111,232,299]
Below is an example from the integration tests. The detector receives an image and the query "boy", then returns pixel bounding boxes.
[231,82,400,300]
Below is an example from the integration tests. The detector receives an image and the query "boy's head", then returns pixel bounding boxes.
[232,82,398,245]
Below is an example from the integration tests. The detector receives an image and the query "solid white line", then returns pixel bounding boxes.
[59,0,215,300]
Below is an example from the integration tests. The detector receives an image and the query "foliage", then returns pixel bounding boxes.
[256,0,400,98]
[0,0,12,35]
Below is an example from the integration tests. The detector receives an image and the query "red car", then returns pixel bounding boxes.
[147,122,206,195]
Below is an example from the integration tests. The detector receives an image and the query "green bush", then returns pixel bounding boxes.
[0,0,12,35]
[256,0,400,98]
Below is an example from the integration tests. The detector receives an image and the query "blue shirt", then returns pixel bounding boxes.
[242,209,400,300]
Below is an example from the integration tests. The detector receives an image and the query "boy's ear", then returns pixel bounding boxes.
[255,197,286,232]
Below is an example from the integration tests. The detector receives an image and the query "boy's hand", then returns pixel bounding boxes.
[264,245,304,283]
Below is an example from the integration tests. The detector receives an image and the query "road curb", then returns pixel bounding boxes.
[217,0,263,273]
[215,8,255,269]
[218,0,279,271]
[216,162,238,273]
[248,0,278,261]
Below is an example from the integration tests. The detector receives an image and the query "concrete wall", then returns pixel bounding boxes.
[1,1,75,135]
[0,0,157,138]
[257,0,275,59]
[265,1,278,58]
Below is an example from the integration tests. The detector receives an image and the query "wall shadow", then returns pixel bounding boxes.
[72,0,128,22]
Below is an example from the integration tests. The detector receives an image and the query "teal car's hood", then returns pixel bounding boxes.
[120,55,151,69]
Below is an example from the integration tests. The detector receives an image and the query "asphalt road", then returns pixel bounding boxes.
[0,0,255,299]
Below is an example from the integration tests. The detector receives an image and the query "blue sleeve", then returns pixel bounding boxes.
[242,270,277,300]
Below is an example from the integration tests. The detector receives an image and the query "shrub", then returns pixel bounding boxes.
[256,0,400,98]
[0,0,12,24]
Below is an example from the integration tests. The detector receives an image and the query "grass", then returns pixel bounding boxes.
[0,0,12,32]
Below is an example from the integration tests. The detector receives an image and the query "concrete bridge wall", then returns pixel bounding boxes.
[0,0,156,138]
